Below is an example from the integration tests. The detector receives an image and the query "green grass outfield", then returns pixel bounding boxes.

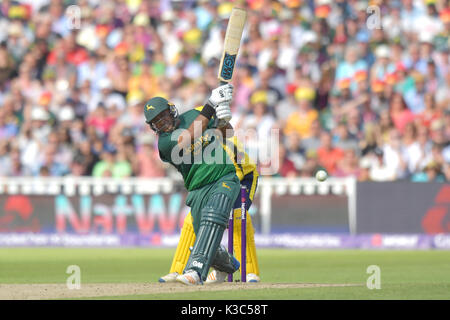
[0,248,449,299]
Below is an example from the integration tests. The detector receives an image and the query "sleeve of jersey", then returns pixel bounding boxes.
[158,134,178,163]
[194,105,215,128]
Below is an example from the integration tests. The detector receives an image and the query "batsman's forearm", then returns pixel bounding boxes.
[177,103,215,148]
[177,115,209,148]
[218,122,234,138]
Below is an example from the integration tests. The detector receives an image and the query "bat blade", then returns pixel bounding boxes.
[218,7,247,83]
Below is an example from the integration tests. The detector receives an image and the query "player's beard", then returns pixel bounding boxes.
[159,117,180,133]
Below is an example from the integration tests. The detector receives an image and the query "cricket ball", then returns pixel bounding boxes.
[315,170,328,182]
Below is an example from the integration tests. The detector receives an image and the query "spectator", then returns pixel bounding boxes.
[404,71,427,114]
[443,111,450,162]
[332,121,359,151]
[30,107,52,145]
[92,150,116,178]
[411,161,446,182]
[301,119,322,152]
[359,123,380,157]
[358,157,372,182]
[88,78,126,113]
[299,150,324,178]
[390,92,415,134]
[34,145,70,177]
[86,103,116,139]
[416,93,441,129]
[435,71,450,111]
[382,127,408,179]
[429,119,447,147]
[136,137,166,178]
[77,51,108,92]
[317,131,344,175]
[113,149,132,178]
[0,141,11,177]
[284,133,305,172]
[335,47,367,85]
[0,1,447,181]
[284,87,318,138]
[370,79,389,113]
[368,147,396,182]
[275,83,297,121]
[443,162,450,182]
[241,99,275,142]
[9,146,25,176]
[425,59,440,94]
[319,89,342,131]
[0,107,18,140]
[370,45,395,82]
[117,90,147,136]
[378,109,395,142]
[335,148,360,178]
[276,145,298,178]
[73,140,99,176]
[0,43,15,86]
[66,87,88,120]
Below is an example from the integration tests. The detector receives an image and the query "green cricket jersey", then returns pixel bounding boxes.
[157,107,236,191]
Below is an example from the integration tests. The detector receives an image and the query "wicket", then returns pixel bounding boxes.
[228,185,247,282]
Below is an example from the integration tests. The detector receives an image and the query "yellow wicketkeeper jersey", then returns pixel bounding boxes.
[223,136,259,182]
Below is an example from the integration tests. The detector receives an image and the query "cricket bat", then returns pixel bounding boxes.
[215,7,247,126]
[218,7,247,84]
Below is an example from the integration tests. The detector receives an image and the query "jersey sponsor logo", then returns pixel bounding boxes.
[192,261,204,268]
[183,133,212,155]
[222,182,231,190]
[146,104,155,110]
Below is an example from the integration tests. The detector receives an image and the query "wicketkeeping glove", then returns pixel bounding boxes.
[207,83,234,109]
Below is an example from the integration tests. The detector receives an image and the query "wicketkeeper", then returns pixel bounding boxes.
[144,84,258,285]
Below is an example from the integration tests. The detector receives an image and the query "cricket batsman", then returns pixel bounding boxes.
[144,83,258,285]
[157,136,261,284]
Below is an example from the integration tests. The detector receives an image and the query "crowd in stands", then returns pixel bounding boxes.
[0,0,449,182]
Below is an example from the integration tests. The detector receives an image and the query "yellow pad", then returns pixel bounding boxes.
[168,210,260,277]
[169,212,196,274]
[233,208,260,276]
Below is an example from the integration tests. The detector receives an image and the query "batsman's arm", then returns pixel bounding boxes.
[217,122,234,138]
[177,102,215,149]
[177,84,233,148]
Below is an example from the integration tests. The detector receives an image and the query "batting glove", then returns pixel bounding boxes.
[215,103,232,123]
[207,84,233,109]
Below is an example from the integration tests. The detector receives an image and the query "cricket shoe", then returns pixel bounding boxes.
[205,269,227,284]
[176,270,203,286]
[158,272,179,283]
[247,273,260,283]
[205,255,240,284]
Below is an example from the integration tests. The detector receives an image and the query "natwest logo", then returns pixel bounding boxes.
[55,194,188,235]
